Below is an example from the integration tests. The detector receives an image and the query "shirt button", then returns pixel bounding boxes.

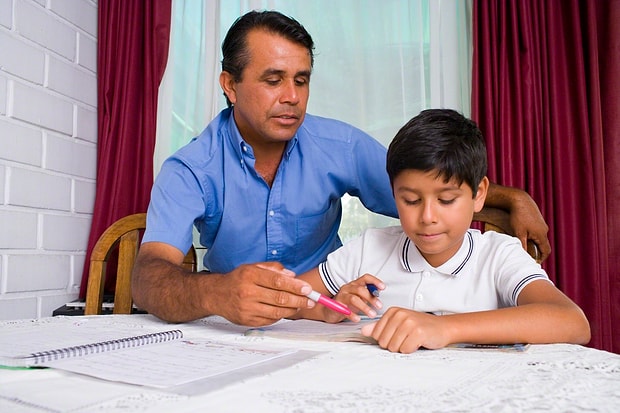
[242,144,248,152]
[269,210,275,217]
[423,271,430,277]
[416,294,424,301]
[271,250,278,255]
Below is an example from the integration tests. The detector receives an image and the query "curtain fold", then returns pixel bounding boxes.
[599,1,620,355]
[472,0,619,352]
[79,0,172,297]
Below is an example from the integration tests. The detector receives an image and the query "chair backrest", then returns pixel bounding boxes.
[84,213,197,315]
[472,206,542,263]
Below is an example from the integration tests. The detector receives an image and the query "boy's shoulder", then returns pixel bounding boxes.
[473,228,522,246]
[471,229,539,264]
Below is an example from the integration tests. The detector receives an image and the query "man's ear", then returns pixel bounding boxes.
[219,71,236,105]
[473,176,489,213]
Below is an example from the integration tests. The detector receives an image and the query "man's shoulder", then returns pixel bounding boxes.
[300,113,372,144]
[171,110,232,164]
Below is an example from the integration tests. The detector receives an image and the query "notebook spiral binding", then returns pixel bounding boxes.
[28,329,184,365]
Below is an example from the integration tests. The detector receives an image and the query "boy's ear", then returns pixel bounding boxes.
[473,176,489,213]
[219,71,237,105]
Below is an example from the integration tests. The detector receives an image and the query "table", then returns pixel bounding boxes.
[1,314,619,412]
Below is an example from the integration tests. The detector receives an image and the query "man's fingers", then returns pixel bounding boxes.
[255,263,312,295]
[256,263,295,277]
[515,231,551,263]
[535,237,552,262]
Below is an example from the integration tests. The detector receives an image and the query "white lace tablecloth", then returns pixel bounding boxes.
[1,314,618,412]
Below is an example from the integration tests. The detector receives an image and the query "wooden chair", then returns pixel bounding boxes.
[473,206,542,263]
[84,213,197,315]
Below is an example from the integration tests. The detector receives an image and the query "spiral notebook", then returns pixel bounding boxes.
[0,316,307,389]
[0,320,183,368]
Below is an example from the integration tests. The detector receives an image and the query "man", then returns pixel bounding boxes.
[132,10,550,327]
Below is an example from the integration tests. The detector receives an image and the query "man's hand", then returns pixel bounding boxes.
[507,194,551,262]
[485,183,551,261]
[132,242,314,326]
[208,262,315,327]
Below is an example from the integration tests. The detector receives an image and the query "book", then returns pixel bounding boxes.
[246,319,530,352]
[0,318,183,368]
[1,329,183,367]
[446,343,531,352]
[245,318,378,344]
[0,316,308,389]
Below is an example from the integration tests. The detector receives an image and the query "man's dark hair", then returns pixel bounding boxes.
[386,109,488,196]
[221,10,315,107]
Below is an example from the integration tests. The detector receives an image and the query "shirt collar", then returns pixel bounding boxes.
[225,108,299,162]
[400,230,474,277]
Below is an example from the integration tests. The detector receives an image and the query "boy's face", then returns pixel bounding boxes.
[393,169,488,267]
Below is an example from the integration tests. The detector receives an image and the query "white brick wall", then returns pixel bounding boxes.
[0,0,98,319]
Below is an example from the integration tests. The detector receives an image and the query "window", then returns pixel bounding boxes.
[157,0,471,243]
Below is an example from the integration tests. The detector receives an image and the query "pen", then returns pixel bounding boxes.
[366,283,380,297]
[306,290,351,316]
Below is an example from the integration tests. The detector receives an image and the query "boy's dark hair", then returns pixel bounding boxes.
[386,109,488,196]
[221,10,315,107]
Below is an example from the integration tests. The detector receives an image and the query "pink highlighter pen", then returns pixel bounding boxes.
[306,290,352,316]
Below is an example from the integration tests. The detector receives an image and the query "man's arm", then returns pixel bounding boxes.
[131,242,314,326]
[485,182,551,261]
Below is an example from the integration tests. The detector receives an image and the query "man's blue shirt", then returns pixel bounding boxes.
[143,108,398,274]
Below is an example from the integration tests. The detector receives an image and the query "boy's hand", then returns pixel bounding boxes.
[328,274,385,323]
[360,307,450,353]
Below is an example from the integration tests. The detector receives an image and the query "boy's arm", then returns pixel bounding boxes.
[362,280,590,354]
[445,280,590,345]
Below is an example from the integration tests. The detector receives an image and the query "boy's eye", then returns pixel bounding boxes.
[439,198,456,205]
[403,198,421,205]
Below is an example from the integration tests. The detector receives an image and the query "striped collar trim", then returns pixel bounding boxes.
[400,231,474,277]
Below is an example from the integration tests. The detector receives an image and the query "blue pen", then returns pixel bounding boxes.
[366,283,380,297]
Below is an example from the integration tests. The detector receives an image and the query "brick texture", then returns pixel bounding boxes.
[0,0,97,320]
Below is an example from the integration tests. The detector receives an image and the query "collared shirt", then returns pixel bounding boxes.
[143,108,397,274]
[319,227,550,313]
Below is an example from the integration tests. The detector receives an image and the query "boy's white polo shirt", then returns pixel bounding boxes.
[319,227,550,315]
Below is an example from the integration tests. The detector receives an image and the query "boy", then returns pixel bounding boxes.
[293,109,590,353]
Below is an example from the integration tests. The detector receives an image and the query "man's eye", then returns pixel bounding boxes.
[265,79,280,85]
[295,78,308,86]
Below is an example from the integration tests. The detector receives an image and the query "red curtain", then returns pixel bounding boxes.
[79,0,172,297]
[472,0,619,352]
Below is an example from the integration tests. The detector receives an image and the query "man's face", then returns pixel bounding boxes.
[221,29,312,148]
